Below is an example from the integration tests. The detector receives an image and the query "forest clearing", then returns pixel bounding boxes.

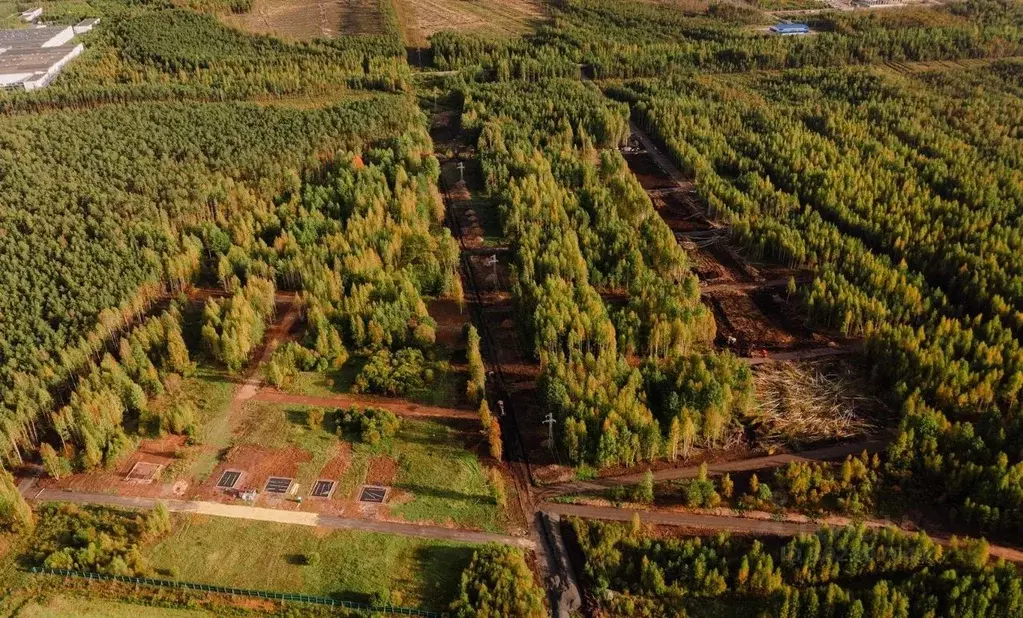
[393,0,544,47]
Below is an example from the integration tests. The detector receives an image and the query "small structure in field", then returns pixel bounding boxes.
[769,23,811,36]
[20,8,43,23]
[853,0,906,5]
[73,18,100,34]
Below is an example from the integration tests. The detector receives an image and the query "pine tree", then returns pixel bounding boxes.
[721,473,734,499]
[466,325,486,404]
[635,470,655,504]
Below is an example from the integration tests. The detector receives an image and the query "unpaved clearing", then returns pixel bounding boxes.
[394,0,544,47]
[223,0,385,40]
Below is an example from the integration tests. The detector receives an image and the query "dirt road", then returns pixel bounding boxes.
[540,436,889,498]
[251,390,479,420]
[31,488,533,549]
[544,502,820,535]
[541,502,1023,564]
[700,275,813,296]
[743,343,862,365]
[233,300,301,406]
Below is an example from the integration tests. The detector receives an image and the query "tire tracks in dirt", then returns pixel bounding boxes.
[541,502,1023,564]
[250,389,479,420]
[539,435,890,498]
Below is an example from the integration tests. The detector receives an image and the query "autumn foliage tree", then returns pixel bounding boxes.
[451,545,546,618]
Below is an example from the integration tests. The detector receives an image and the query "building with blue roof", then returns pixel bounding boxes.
[770,23,811,36]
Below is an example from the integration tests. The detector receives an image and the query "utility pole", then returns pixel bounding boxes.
[457,161,465,183]
[542,413,556,449]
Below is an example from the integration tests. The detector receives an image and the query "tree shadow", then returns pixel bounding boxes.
[411,544,475,611]
[394,483,492,504]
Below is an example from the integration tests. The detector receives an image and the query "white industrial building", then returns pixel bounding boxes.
[0,24,89,91]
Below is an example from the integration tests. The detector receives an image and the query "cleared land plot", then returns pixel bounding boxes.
[223,0,385,40]
[205,400,504,530]
[145,514,475,611]
[36,367,235,499]
[749,359,885,446]
[394,0,543,47]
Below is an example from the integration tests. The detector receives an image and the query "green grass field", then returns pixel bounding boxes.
[145,515,474,610]
[16,597,215,618]
[386,419,499,530]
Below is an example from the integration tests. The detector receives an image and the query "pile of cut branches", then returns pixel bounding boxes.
[749,361,879,446]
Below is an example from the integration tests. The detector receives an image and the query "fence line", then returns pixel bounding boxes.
[28,567,448,617]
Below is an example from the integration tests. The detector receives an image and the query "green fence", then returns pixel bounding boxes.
[28,567,448,617]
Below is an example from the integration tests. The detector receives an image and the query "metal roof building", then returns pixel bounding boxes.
[0,26,75,50]
[0,44,83,90]
[769,23,811,36]
[0,25,87,91]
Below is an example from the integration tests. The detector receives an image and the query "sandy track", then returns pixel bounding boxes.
[31,488,533,548]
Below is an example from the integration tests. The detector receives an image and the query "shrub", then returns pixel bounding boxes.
[40,443,73,480]
[0,466,33,532]
[266,341,338,387]
[636,471,655,504]
[337,407,400,445]
[307,407,326,430]
[683,463,720,508]
[490,467,507,507]
[466,325,486,404]
[353,348,432,397]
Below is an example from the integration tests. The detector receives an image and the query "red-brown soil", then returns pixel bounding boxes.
[366,456,398,485]
[428,297,469,351]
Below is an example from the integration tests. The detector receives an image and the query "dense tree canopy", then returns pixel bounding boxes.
[451,545,547,618]
[573,518,1023,618]
[0,96,424,464]
[462,79,748,466]
[607,63,1023,534]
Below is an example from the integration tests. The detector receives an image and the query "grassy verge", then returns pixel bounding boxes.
[15,597,214,618]
[170,366,238,482]
[145,514,474,610]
